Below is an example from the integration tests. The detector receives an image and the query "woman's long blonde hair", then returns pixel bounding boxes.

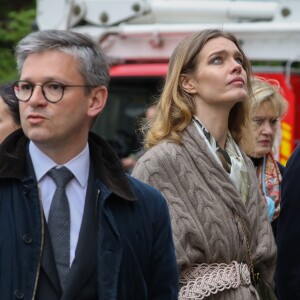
[144,29,253,148]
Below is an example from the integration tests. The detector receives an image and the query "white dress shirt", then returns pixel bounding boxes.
[29,141,90,266]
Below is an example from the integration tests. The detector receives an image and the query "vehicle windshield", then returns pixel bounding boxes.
[92,76,162,157]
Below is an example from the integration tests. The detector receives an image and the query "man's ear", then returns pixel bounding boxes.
[87,86,108,118]
[180,74,197,94]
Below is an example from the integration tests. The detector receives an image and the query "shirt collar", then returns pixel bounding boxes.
[29,141,90,188]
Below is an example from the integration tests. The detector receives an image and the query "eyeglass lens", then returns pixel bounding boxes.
[14,81,64,103]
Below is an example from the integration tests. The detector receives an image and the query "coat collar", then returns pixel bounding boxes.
[0,129,136,202]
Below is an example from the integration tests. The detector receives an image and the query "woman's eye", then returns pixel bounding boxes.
[271,119,279,125]
[211,57,222,64]
[253,118,263,126]
[235,57,243,65]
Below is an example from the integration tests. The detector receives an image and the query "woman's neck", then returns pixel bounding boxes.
[195,105,230,148]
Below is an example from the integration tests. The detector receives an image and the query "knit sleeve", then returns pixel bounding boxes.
[132,142,212,271]
[245,157,277,288]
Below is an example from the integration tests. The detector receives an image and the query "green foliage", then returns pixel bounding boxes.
[0,49,18,81]
[0,8,36,82]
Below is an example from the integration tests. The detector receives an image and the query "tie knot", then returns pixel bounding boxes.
[48,166,74,188]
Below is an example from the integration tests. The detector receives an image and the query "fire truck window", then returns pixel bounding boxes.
[91,76,162,158]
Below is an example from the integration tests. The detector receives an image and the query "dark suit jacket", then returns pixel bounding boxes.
[276,144,300,299]
[0,129,179,300]
[35,167,97,300]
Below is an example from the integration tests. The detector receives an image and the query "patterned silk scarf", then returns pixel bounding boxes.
[193,117,232,173]
[193,117,249,203]
[257,152,282,221]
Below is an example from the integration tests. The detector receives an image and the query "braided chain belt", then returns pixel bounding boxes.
[179,261,251,299]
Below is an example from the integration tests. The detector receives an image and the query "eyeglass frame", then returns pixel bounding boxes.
[13,80,98,103]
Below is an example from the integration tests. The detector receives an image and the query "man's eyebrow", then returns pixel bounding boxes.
[19,77,64,83]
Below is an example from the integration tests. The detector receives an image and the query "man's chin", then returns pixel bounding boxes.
[25,130,49,145]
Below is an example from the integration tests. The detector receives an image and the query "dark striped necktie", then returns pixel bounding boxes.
[48,166,74,291]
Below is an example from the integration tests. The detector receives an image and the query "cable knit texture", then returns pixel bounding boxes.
[132,122,276,300]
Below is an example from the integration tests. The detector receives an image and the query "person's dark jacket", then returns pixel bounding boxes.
[0,129,179,300]
[276,144,300,299]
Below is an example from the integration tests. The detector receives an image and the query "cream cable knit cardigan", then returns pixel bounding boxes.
[132,122,276,300]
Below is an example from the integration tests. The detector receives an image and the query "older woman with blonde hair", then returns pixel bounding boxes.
[133,29,276,299]
[241,76,288,238]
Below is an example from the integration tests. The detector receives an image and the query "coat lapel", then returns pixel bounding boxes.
[41,225,62,295]
[97,183,123,300]
[25,149,62,295]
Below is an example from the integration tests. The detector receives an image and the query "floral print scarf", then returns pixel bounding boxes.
[257,152,282,221]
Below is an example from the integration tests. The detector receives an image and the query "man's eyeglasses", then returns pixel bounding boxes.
[13,80,97,103]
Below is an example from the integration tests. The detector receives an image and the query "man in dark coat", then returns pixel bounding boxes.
[276,144,300,299]
[0,29,178,300]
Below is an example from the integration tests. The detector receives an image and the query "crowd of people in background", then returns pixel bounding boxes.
[0,27,298,300]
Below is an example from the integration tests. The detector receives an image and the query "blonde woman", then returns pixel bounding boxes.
[241,76,288,238]
[132,29,276,299]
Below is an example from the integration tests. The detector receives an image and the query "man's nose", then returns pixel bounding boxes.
[28,85,47,105]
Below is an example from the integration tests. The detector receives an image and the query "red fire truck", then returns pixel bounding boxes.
[36,0,300,164]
